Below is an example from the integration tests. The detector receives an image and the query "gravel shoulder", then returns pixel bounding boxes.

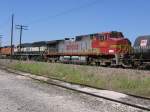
[0,69,147,112]
[0,59,150,97]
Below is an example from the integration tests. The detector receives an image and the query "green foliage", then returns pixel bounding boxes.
[9,61,150,97]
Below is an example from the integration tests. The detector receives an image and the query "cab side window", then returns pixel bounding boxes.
[93,34,99,39]
[99,35,106,41]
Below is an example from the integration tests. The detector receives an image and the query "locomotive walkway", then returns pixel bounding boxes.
[0,66,150,112]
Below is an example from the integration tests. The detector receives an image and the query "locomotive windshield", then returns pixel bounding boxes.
[110,32,124,38]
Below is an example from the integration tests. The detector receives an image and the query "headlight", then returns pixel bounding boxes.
[109,49,114,53]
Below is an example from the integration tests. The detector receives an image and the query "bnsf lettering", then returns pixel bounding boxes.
[66,44,79,50]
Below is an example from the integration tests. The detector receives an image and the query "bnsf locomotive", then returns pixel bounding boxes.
[0,31,149,68]
[46,31,131,66]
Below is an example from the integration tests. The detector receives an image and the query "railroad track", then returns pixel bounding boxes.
[31,78,150,111]
[0,65,150,111]
[1,58,150,71]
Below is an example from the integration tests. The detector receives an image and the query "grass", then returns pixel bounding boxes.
[1,59,150,97]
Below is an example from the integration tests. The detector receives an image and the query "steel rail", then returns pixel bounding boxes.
[20,75,150,111]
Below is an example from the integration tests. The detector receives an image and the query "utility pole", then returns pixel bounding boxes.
[0,35,3,47]
[10,14,14,62]
[16,25,28,52]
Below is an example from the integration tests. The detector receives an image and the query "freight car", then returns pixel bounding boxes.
[132,35,150,68]
[14,41,47,60]
[0,46,14,58]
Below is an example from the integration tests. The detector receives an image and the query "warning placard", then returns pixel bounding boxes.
[140,40,147,47]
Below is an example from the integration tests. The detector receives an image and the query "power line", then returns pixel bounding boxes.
[28,0,100,25]
[0,35,3,47]
[0,35,3,38]
[0,0,100,48]
[16,25,28,52]
[0,16,11,33]
[0,16,10,29]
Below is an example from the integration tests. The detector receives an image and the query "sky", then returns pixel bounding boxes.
[0,0,150,46]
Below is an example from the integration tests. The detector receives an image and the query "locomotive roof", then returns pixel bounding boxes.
[46,40,62,45]
[0,45,14,48]
[17,43,32,47]
[75,31,122,41]
[32,41,47,47]
[76,35,92,41]
[134,35,150,47]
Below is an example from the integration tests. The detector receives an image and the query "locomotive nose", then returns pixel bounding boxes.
[124,38,131,46]
[119,38,132,54]
[110,38,132,54]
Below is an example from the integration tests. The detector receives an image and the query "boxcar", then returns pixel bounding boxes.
[0,46,13,56]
